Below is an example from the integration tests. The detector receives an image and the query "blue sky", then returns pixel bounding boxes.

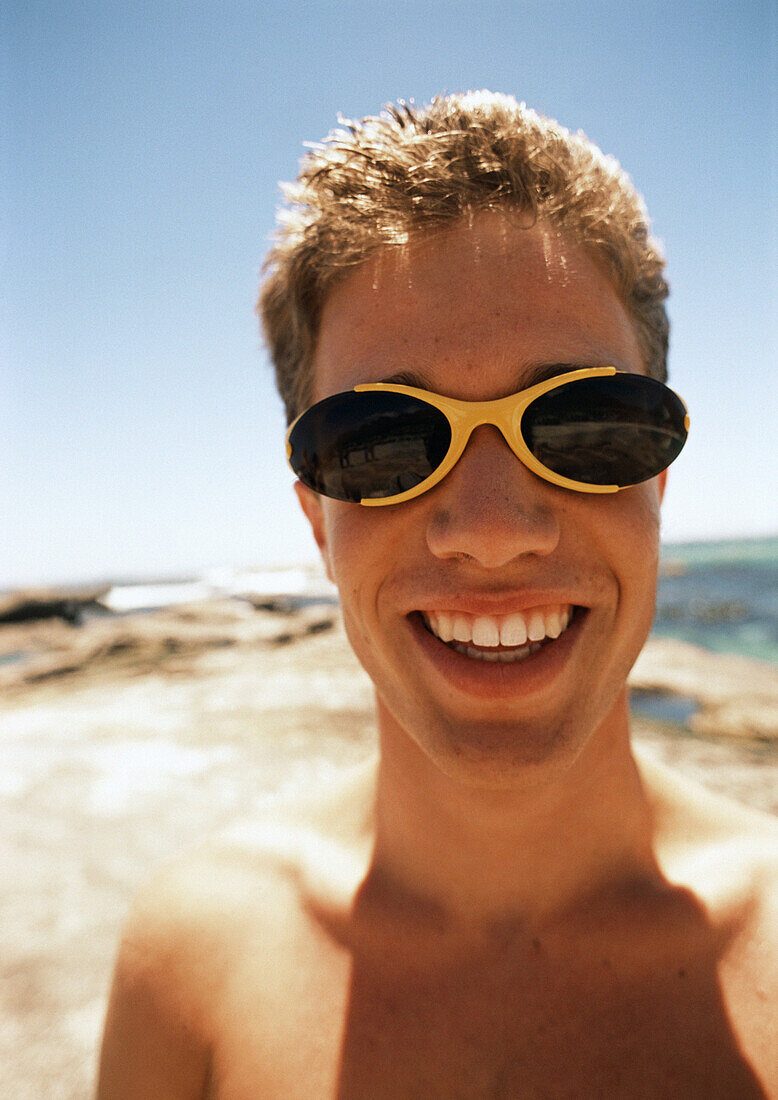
[4,0,776,586]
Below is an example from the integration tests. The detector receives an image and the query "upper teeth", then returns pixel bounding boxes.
[422,606,572,648]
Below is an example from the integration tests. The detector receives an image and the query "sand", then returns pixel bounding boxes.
[1,600,776,1098]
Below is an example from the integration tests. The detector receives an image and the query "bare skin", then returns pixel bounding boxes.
[98,215,778,1098]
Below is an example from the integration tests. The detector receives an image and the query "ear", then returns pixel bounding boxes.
[294,481,334,583]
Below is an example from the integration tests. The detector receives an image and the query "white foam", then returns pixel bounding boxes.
[100,582,212,612]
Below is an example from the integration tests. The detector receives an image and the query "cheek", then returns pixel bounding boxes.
[323,500,415,589]
[322,504,416,679]
[608,483,664,619]
[323,510,393,688]
[625,481,663,561]
[322,506,394,651]
[323,506,371,592]
[571,483,662,621]
[601,478,662,543]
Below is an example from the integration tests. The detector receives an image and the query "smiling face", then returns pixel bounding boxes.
[296,211,665,788]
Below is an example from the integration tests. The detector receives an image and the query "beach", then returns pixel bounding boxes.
[2,591,777,1098]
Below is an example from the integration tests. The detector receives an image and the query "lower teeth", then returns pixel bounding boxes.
[449,640,543,663]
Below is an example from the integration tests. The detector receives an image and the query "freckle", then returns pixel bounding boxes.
[532,937,541,953]
[678,967,686,979]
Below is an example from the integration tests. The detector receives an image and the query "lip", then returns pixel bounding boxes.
[407,605,587,700]
[408,590,587,617]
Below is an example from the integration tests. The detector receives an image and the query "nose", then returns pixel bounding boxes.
[425,426,561,567]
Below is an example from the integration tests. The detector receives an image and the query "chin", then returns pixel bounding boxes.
[406,710,591,792]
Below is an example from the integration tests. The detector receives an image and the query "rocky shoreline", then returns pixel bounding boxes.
[3,592,776,740]
[1,597,776,1097]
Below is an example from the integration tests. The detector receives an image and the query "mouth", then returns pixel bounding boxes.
[416,604,577,664]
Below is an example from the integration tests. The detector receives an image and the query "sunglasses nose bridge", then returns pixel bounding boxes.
[459,393,532,461]
[443,395,531,472]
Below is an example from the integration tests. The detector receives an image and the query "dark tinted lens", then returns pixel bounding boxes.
[288,390,452,502]
[521,375,688,486]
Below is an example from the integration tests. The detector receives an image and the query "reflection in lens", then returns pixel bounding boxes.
[288,391,452,502]
[522,376,688,486]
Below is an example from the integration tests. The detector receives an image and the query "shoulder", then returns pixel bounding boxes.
[638,749,777,846]
[114,825,309,988]
[637,755,778,1084]
[96,835,302,1098]
[105,767,375,1009]
[642,752,778,963]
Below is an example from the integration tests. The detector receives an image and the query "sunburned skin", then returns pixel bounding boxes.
[97,759,778,1099]
[97,211,778,1099]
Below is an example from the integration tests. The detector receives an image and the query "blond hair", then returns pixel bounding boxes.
[259,92,669,422]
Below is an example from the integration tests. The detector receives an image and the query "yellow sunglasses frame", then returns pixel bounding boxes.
[286,366,690,506]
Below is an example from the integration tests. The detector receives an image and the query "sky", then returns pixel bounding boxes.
[3,0,777,588]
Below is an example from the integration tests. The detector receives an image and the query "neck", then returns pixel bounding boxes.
[371,689,658,930]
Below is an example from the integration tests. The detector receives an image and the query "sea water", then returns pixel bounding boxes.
[654,535,777,665]
[3,538,775,666]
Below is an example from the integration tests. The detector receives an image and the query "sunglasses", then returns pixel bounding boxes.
[286,366,689,506]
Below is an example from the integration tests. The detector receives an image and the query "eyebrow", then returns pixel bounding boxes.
[377,362,610,393]
[520,361,610,387]
[378,369,437,389]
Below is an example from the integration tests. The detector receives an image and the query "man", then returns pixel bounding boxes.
[98,93,777,1097]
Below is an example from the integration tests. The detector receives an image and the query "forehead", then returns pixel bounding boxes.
[313,211,643,401]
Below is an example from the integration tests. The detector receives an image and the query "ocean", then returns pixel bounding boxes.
[655,535,777,665]
[3,536,776,667]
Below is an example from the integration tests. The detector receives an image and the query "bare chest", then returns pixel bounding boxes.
[203,934,768,1099]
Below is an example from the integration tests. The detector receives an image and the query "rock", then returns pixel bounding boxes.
[630,637,778,740]
[0,586,110,624]
[0,599,340,692]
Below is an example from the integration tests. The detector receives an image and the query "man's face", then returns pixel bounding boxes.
[297,211,665,787]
